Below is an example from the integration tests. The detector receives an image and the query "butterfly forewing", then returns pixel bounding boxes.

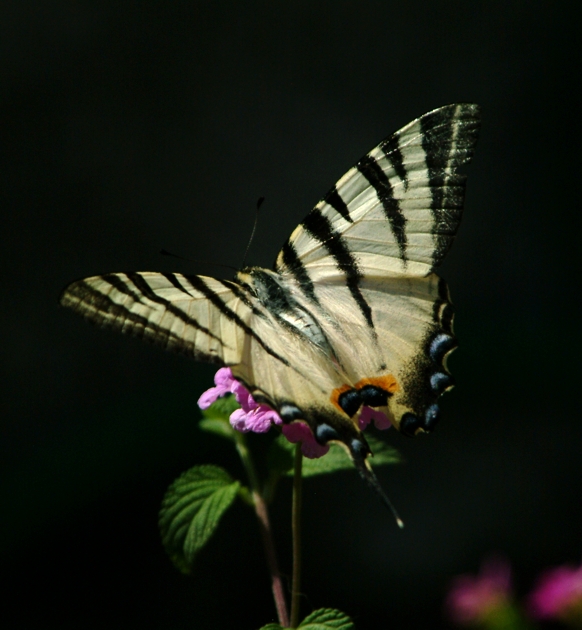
[275,103,480,281]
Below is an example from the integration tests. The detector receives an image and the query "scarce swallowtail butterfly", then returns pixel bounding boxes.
[61,103,480,514]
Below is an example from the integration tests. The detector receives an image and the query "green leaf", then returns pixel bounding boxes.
[258,624,284,630]
[272,433,400,478]
[298,608,355,629]
[159,465,240,573]
[366,434,402,467]
[201,394,240,419]
[198,417,236,441]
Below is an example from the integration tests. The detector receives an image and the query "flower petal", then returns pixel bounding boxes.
[229,408,250,432]
[528,564,582,620]
[214,366,236,389]
[282,422,330,459]
[359,406,391,430]
[445,557,512,624]
[244,407,281,433]
[197,386,223,409]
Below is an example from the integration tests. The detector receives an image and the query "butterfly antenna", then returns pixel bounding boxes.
[160,249,238,272]
[355,458,404,528]
[241,197,265,269]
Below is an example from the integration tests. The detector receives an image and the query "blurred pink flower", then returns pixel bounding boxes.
[446,557,512,625]
[527,562,582,623]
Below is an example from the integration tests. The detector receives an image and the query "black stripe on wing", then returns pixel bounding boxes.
[301,209,374,330]
[356,154,408,263]
[324,186,353,223]
[102,273,147,303]
[379,134,409,191]
[217,279,267,318]
[161,271,197,297]
[112,273,226,344]
[277,241,321,306]
[184,274,291,367]
[420,104,481,267]
[62,279,208,355]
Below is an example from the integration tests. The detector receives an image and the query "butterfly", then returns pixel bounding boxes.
[61,103,481,516]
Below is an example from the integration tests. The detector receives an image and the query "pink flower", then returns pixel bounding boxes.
[282,421,330,459]
[527,563,582,622]
[230,405,282,434]
[359,406,391,430]
[198,368,391,459]
[445,557,512,625]
[197,367,237,409]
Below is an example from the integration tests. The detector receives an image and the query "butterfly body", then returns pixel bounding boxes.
[62,103,480,474]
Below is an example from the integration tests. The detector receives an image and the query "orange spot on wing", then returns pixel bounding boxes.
[355,375,399,394]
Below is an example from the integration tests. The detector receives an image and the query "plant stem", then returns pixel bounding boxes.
[290,444,303,628]
[234,432,289,628]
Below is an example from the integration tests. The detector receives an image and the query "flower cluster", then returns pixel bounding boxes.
[447,557,582,628]
[197,367,390,459]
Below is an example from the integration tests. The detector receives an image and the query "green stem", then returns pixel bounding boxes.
[234,432,289,628]
[290,444,303,628]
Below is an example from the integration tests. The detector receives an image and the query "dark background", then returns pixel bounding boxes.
[1,2,579,629]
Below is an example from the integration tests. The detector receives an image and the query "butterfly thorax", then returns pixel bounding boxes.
[235,267,335,358]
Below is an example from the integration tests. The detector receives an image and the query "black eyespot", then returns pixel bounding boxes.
[429,372,453,394]
[429,333,456,363]
[279,403,303,421]
[359,385,389,407]
[400,413,421,437]
[423,404,440,432]
[316,423,339,443]
[338,389,362,417]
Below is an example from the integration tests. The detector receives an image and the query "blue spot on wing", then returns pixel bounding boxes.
[429,333,457,363]
[430,372,453,394]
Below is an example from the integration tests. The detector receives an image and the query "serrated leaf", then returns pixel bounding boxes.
[159,465,239,573]
[198,417,235,441]
[201,394,240,419]
[275,433,400,478]
[299,607,355,629]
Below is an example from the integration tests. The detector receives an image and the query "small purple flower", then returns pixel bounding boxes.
[198,368,390,459]
[359,406,391,430]
[445,557,512,625]
[197,367,237,409]
[282,421,330,459]
[527,562,582,623]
